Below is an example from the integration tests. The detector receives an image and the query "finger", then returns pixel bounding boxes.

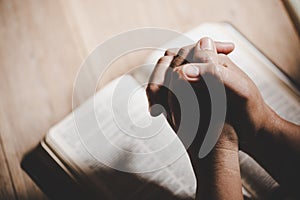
[165,40,234,66]
[215,41,235,54]
[174,62,243,93]
[147,55,173,116]
[217,54,254,89]
[217,54,246,74]
[193,37,218,64]
[169,44,194,68]
[148,56,173,91]
[164,48,179,56]
[174,63,220,83]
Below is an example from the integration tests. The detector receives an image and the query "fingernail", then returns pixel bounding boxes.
[201,38,214,51]
[184,65,199,78]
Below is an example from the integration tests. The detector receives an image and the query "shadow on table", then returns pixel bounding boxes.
[21,144,193,200]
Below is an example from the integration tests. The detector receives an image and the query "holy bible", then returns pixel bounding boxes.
[22,23,300,200]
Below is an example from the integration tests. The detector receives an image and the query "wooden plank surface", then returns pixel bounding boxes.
[0,1,82,199]
[0,0,298,199]
[62,0,300,83]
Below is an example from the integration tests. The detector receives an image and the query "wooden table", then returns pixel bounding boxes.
[0,0,299,199]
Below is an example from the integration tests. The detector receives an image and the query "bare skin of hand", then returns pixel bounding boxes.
[146,37,300,198]
[147,38,243,199]
[192,123,243,200]
[147,37,268,148]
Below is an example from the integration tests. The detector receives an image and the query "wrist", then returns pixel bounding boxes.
[189,124,239,170]
[260,104,280,133]
[202,123,239,168]
[216,123,239,151]
[188,123,238,160]
[192,127,241,200]
[244,104,283,154]
[257,104,284,142]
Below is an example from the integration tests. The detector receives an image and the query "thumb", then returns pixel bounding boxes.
[175,63,220,83]
[193,37,218,65]
[175,62,239,90]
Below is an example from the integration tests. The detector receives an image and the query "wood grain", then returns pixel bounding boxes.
[0,0,82,199]
[0,0,298,199]
[62,0,300,84]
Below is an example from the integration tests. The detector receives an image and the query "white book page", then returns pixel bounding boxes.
[46,75,196,199]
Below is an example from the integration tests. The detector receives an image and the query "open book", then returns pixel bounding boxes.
[22,23,300,200]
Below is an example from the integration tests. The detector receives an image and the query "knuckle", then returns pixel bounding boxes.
[157,55,173,64]
[157,56,166,64]
[164,49,175,56]
[178,47,189,56]
[146,83,160,94]
[194,51,217,63]
[201,55,212,63]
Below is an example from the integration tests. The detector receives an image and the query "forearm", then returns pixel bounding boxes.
[189,125,243,200]
[245,107,300,197]
[198,148,242,200]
